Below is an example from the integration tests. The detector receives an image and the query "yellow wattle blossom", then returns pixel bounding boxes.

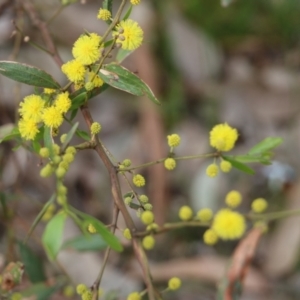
[76,284,87,295]
[44,88,56,94]
[141,211,154,225]
[42,106,63,128]
[212,209,246,240]
[131,0,141,5]
[97,8,111,21]
[168,277,181,290]
[113,19,143,50]
[19,94,45,123]
[164,158,176,170]
[123,228,132,240]
[142,235,155,250]
[133,174,145,187]
[203,229,218,245]
[225,190,242,208]
[55,92,71,113]
[88,71,104,87]
[72,33,102,65]
[197,208,213,222]
[251,198,268,213]
[61,59,86,82]
[127,292,141,300]
[206,163,219,178]
[220,160,232,172]
[167,133,181,147]
[90,122,101,134]
[18,118,39,140]
[210,123,238,152]
[178,205,193,221]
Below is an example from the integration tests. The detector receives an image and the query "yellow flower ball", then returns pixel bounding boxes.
[220,160,232,172]
[127,292,141,300]
[206,163,219,178]
[251,198,268,213]
[133,174,146,187]
[123,228,132,240]
[112,19,143,51]
[76,283,87,295]
[210,123,238,152]
[167,134,181,147]
[225,190,242,208]
[88,223,97,233]
[18,118,39,140]
[97,8,111,21]
[42,106,63,128]
[203,229,218,245]
[61,59,86,82]
[122,159,132,167]
[197,208,213,222]
[141,211,154,225]
[168,277,181,290]
[130,0,141,5]
[212,209,246,240]
[82,291,92,300]
[178,205,193,221]
[90,122,102,135]
[164,158,176,170]
[55,92,71,114]
[142,235,155,250]
[19,94,45,123]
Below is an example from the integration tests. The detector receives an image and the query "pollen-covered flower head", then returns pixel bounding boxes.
[97,8,111,21]
[212,208,246,240]
[42,106,64,128]
[55,92,71,114]
[225,190,242,208]
[18,118,39,140]
[19,94,45,123]
[210,123,238,152]
[113,19,143,50]
[251,198,268,213]
[61,59,86,82]
[72,33,102,65]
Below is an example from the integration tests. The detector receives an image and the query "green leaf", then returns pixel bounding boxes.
[62,234,107,252]
[43,126,55,158]
[99,64,160,105]
[42,211,67,260]
[116,49,133,63]
[223,156,255,175]
[18,242,46,283]
[0,125,20,143]
[248,137,283,156]
[103,0,113,12]
[227,154,271,165]
[76,211,123,252]
[122,4,132,21]
[61,122,78,150]
[0,61,60,89]
[76,129,90,141]
[70,84,109,110]
[24,194,55,243]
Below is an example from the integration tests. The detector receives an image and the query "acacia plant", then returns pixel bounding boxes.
[0,0,287,300]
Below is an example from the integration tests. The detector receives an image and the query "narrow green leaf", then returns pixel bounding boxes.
[0,125,20,143]
[99,64,160,105]
[0,61,60,89]
[103,0,113,12]
[70,108,78,121]
[43,126,54,158]
[32,140,41,154]
[61,122,78,150]
[223,156,255,175]
[116,49,133,63]
[248,137,283,155]
[42,211,67,260]
[24,195,55,243]
[18,242,46,283]
[76,129,90,141]
[122,4,132,21]
[75,211,123,252]
[62,234,107,252]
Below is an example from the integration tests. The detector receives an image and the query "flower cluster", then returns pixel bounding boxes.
[18,92,71,141]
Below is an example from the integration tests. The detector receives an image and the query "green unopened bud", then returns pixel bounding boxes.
[143,203,153,211]
[52,155,61,164]
[52,144,60,155]
[59,161,69,170]
[66,146,76,155]
[85,81,94,91]
[124,197,132,205]
[63,153,74,163]
[39,147,49,158]
[139,195,148,203]
[122,159,131,167]
[57,195,67,205]
[40,164,53,177]
[56,167,66,179]
[60,134,67,144]
[57,184,67,196]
